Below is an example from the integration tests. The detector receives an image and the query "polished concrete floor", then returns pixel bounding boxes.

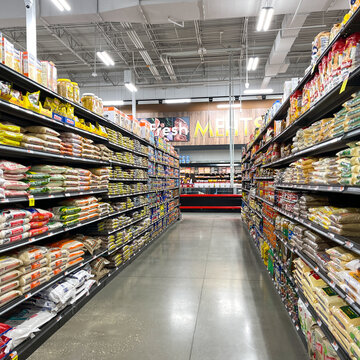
[29,213,308,360]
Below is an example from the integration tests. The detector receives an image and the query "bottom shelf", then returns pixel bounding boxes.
[243,222,308,352]
[5,217,180,360]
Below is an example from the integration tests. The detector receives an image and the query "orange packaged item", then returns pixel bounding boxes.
[67,257,83,267]
[16,247,47,265]
[49,239,84,253]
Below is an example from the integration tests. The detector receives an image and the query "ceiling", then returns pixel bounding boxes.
[0,0,350,101]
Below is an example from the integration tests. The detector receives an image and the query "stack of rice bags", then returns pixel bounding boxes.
[49,238,86,268]
[0,256,24,306]
[291,129,306,154]
[0,161,30,198]
[310,157,340,184]
[14,246,51,294]
[90,257,110,282]
[331,108,348,138]
[71,235,102,256]
[299,194,329,219]
[98,144,112,161]
[98,234,116,253]
[308,206,360,236]
[344,91,360,132]
[28,165,66,194]
[0,121,24,148]
[24,126,61,154]
[82,138,101,161]
[295,158,318,184]
[52,196,100,228]
[59,132,83,157]
[106,252,122,268]
[0,208,60,246]
[337,143,360,185]
[98,202,112,216]
[89,214,131,234]
[89,168,109,190]
[329,303,360,357]
[301,229,332,265]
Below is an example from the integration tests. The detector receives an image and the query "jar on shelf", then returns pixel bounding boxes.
[81,93,96,112]
[72,82,80,103]
[98,98,104,115]
[95,96,100,114]
[57,79,72,99]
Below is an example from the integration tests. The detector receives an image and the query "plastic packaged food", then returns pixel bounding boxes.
[0,290,21,305]
[19,275,50,294]
[46,248,69,262]
[0,257,23,275]
[16,247,47,265]
[19,267,50,286]
[0,270,22,285]
[49,239,84,252]
[18,257,48,274]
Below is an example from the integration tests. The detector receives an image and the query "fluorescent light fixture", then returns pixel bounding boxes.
[247,58,254,71]
[217,104,243,109]
[164,98,191,104]
[243,88,274,95]
[96,51,114,66]
[103,100,124,106]
[51,0,71,11]
[252,57,259,71]
[263,7,274,31]
[247,57,259,71]
[257,7,274,31]
[256,7,267,31]
[125,83,138,92]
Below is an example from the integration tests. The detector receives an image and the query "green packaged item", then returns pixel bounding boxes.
[348,116,360,126]
[24,179,50,187]
[347,107,360,120]
[26,172,51,180]
[49,174,65,181]
[54,213,79,222]
[29,187,49,194]
[337,160,351,169]
[337,149,352,157]
[62,218,79,227]
[334,116,346,126]
[47,186,64,193]
[50,206,81,215]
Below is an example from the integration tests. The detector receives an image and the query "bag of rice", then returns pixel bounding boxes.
[25,126,60,137]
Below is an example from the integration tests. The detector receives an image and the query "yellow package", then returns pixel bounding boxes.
[350,342,360,360]
[0,137,21,147]
[0,130,23,141]
[316,287,346,309]
[0,122,22,133]
[350,326,360,351]
[331,305,360,334]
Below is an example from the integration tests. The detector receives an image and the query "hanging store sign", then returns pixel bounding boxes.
[144,117,190,142]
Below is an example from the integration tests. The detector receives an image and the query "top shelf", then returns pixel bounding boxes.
[245,6,360,156]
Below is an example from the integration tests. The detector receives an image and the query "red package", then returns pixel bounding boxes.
[28,226,48,237]
[25,208,53,221]
[4,190,28,198]
[29,220,49,229]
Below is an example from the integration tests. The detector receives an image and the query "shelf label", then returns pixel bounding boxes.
[328,233,335,239]
[330,281,335,288]
[57,315,62,322]
[345,241,354,249]
[305,302,309,308]
[346,295,355,304]
[28,196,35,207]
[317,319,322,327]
[24,293,32,299]
[311,64,316,74]
[332,341,339,351]
[340,75,349,94]
[9,352,17,360]
[314,266,319,273]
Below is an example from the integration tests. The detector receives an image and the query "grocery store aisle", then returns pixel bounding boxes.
[29,213,307,360]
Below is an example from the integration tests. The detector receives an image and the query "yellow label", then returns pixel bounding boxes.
[29,196,35,207]
[311,64,316,74]
[340,76,349,94]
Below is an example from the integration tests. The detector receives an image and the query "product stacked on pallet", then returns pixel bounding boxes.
[242,6,360,360]
[0,54,180,360]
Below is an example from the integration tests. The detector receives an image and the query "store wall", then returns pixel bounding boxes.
[122,99,274,146]
[178,149,243,163]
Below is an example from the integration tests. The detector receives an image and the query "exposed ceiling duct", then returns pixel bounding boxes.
[261,12,309,88]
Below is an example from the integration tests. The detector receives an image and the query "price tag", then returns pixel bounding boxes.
[328,233,335,239]
[305,302,309,308]
[24,293,32,299]
[317,319,322,326]
[311,64,316,74]
[9,352,17,360]
[26,149,33,154]
[340,75,349,94]
[28,196,35,207]
[107,273,111,277]
[65,193,71,197]
[314,266,319,273]
[57,315,62,322]
[332,341,339,351]
[296,325,299,330]
[345,241,354,249]
[330,281,335,288]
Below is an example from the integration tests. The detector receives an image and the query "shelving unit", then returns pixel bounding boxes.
[0,58,181,360]
[241,7,360,359]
